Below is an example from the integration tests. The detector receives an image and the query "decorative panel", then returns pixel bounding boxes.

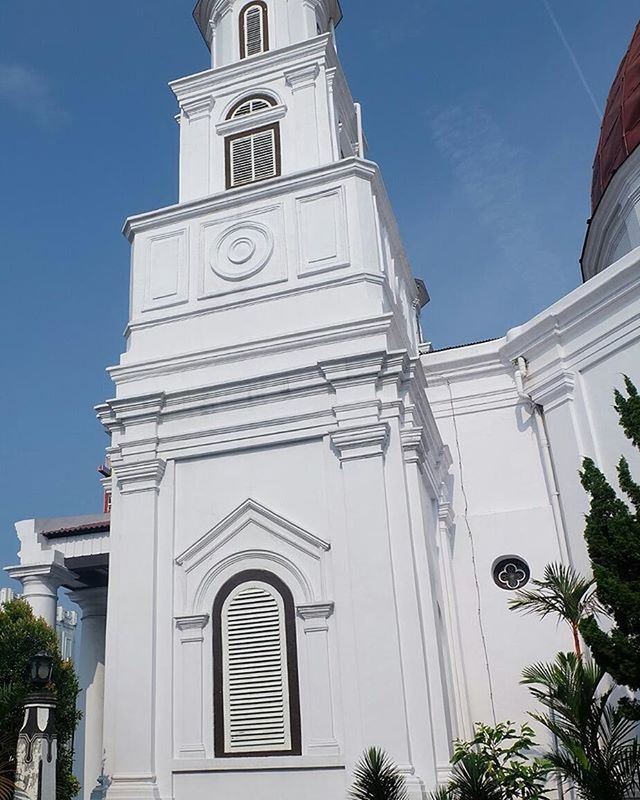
[199,204,286,299]
[296,187,349,275]
[144,229,189,311]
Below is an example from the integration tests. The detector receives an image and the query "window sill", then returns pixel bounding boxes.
[173,755,344,772]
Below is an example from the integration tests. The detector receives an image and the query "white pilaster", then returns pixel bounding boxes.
[329,424,415,777]
[103,455,166,800]
[296,602,338,754]
[69,587,108,800]
[174,614,210,759]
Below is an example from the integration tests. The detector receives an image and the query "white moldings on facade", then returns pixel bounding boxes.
[211,220,274,281]
[144,229,189,311]
[330,424,389,461]
[296,186,348,275]
[113,458,167,494]
[284,63,321,92]
[200,203,286,298]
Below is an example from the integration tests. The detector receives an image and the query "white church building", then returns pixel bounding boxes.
[6,4,640,799]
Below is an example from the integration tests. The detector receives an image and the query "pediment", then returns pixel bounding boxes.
[175,498,330,574]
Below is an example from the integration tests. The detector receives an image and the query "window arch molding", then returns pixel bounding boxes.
[239,0,269,59]
[212,569,302,757]
[226,93,277,121]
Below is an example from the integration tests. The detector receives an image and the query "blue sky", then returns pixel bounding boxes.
[0,1,638,586]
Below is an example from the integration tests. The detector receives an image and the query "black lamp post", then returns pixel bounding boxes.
[30,651,54,688]
[14,651,58,799]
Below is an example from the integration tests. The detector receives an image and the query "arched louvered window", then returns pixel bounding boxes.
[213,570,302,757]
[227,94,276,120]
[225,96,281,189]
[240,1,269,59]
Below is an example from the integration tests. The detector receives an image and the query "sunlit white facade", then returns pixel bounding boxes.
[6,4,640,800]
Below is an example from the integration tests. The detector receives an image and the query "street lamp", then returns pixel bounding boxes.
[30,651,54,688]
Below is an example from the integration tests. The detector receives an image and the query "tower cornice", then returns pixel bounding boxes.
[170,33,335,106]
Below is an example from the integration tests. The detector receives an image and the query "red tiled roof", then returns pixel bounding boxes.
[592,21,640,212]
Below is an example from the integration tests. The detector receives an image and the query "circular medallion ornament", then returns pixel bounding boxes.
[493,557,530,591]
[211,222,273,281]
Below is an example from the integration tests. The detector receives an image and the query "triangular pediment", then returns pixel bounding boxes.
[175,498,330,573]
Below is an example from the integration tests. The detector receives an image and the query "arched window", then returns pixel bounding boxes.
[213,570,302,757]
[240,1,269,59]
[227,94,276,120]
[225,95,281,189]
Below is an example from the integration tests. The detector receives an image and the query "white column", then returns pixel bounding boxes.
[69,587,107,800]
[6,554,74,628]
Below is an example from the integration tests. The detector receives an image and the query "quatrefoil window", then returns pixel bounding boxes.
[493,557,530,591]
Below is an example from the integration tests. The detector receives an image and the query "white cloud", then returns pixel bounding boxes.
[0,64,68,128]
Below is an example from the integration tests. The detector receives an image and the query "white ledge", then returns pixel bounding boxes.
[172,755,345,772]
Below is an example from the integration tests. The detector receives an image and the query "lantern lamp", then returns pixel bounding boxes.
[30,652,54,688]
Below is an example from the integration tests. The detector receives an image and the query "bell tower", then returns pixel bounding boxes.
[97,2,463,799]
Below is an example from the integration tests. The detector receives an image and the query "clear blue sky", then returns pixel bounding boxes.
[0,1,638,587]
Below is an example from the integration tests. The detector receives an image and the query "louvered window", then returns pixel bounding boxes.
[240,2,269,59]
[213,571,301,757]
[231,97,273,119]
[226,124,280,189]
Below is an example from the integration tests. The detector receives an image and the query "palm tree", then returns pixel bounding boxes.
[522,651,640,800]
[349,747,408,800]
[427,754,505,800]
[509,563,601,657]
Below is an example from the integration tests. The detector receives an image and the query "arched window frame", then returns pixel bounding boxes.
[226,93,277,121]
[224,94,281,189]
[212,569,302,758]
[239,1,269,60]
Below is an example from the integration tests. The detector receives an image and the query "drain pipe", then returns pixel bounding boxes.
[513,358,571,567]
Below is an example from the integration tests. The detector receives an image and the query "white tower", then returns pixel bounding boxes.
[96,2,463,798]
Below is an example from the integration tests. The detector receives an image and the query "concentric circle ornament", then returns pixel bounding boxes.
[493,557,530,591]
[211,222,273,280]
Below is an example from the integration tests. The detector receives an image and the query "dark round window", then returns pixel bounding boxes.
[493,557,530,591]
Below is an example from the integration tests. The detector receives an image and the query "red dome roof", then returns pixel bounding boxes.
[591,21,640,212]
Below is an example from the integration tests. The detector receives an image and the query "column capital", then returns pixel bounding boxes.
[113,458,166,494]
[68,586,108,620]
[401,427,427,465]
[175,614,209,643]
[330,424,389,462]
[297,602,334,621]
[5,555,77,592]
[284,63,320,92]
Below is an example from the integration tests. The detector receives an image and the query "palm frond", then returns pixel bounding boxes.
[509,563,602,627]
[448,753,503,800]
[349,747,408,800]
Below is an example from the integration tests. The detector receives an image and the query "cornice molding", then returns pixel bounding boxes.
[170,34,334,103]
[110,315,392,387]
[122,157,378,241]
[526,369,576,411]
[330,423,389,462]
[97,394,165,433]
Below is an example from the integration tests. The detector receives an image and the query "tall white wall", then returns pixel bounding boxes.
[423,246,640,730]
